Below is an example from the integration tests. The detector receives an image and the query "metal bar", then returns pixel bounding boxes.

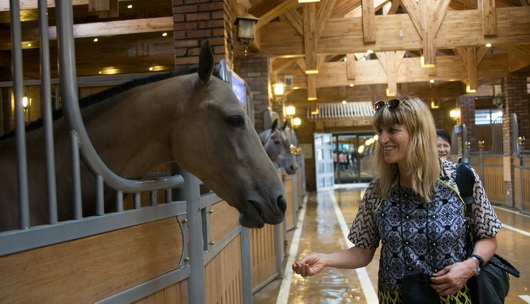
[54,0,183,194]
[150,190,157,206]
[202,226,242,264]
[165,188,172,204]
[96,175,104,215]
[0,201,187,256]
[38,0,58,224]
[240,227,252,304]
[133,193,141,209]
[70,131,83,220]
[96,266,192,304]
[116,191,123,212]
[10,0,30,229]
[178,170,206,304]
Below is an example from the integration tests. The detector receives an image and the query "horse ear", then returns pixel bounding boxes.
[198,41,214,84]
[280,119,289,130]
[271,119,278,130]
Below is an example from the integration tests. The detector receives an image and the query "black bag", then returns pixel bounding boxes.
[401,273,439,304]
[467,254,520,304]
[456,159,520,304]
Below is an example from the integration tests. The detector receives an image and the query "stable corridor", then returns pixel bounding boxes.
[254,185,530,304]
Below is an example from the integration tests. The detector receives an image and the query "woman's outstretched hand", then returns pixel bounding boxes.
[292,254,327,277]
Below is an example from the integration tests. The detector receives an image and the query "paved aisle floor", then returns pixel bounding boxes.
[253,185,530,304]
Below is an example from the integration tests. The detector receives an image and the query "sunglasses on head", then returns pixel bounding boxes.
[374,99,405,112]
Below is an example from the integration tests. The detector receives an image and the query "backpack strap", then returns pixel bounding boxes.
[455,158,475,218]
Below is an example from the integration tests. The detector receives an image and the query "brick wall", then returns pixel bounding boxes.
[457,95,477,151]
[235,54,271,132]
[172,0,232,70]
[502,74,529,155]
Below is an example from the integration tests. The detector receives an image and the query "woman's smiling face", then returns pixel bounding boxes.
[378,124,410,165]
[437,136,451,159]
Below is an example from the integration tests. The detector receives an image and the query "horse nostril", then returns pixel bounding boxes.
[277,195,287,212]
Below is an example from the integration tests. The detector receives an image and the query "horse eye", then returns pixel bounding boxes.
[274,140,280,144]
[228,115,244,127]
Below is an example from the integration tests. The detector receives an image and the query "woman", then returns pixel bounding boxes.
[437,129,452,159]
[292,96,501,303]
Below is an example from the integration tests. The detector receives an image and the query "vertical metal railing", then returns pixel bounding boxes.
[38,0,58,224]
[10,0,30,229]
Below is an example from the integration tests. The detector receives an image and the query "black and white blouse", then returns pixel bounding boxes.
[347,158,501,293]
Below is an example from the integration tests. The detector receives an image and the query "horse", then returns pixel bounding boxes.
[259,119,298,175]
[0,42,286,231]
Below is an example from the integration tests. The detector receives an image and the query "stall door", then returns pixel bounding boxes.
[314,133,334,191]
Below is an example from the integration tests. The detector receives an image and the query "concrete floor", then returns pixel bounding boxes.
[253,184,529,304]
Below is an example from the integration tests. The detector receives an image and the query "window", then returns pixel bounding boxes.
[475,109,502,125]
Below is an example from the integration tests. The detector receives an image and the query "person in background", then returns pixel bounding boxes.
[292,96,500,304]
[437,129,452,159]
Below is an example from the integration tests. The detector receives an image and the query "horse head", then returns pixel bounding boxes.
[170,41,286,228]
[259,119,298,175]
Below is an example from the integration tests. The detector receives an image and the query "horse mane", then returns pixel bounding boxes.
[0,65,222,142]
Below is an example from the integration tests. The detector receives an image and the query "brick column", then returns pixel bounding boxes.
[502,74,529,154]
[172,0,233,70]
[456,95,477,151]
[501,74,528,207]
[236,54,272,132]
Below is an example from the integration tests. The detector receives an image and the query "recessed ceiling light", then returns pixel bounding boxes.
[485,43,492,48]
[162,32,168,37]
[429,79,435,83]
[93,38,98,42]
[127,4,133,9]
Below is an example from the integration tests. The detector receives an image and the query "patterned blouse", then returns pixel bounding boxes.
[347,158,501,296]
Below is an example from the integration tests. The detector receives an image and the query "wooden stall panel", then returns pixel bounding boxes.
[205,236,243,304]
[515,168,530,213]
[209,200,240,244]
[250,224,278,289]
[0,218,183,304]
[283,177,294,229]
[133,280,188,304]
[483,166,505,203]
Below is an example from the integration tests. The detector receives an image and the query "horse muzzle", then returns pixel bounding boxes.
[239,195,286,228]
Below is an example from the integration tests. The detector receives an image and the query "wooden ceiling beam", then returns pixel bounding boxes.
[315,0,336,40]
[361,0,376,44]
[0,0,95,11]
[259,7,530,56]
[331,0,361,18]
[482,0,497,37]
[303,3,317,100]
[283,8,303,37]
[0,16,173,46]
[376,50,405,96]
[254,0,299,31]
[277,53,510,88]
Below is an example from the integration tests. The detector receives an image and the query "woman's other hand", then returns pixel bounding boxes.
[429,259,477,296]
[292,254,327,276]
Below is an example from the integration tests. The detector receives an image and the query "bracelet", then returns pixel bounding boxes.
[469,256,481,276]
[470,254,485,268]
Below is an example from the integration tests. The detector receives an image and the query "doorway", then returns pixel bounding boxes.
[332,133,376,184]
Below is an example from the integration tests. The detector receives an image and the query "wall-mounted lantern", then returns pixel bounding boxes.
[235,13,259,56]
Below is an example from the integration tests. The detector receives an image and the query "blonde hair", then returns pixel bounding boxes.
[372,96,440,202]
